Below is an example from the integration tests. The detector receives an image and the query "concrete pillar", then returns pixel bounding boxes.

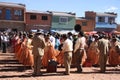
[105,16,108,23]
[96,17,98,23]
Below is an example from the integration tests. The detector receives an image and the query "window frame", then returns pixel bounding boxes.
[14,10,22,16]
[108,17,115,24]
[82,21,87,26]
[0,9,2,14]
[59,16,68,24]
[98,16,105,22]
[42,15,48,20]
[30,14,37,20]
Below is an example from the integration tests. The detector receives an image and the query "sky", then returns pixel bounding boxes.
[0,0,120,23]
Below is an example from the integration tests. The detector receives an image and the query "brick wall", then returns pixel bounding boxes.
[25,12,52,31]
[0,3,25,31]
[0,21,25,31]
[76,18,95,32]
[116,24,120,31]
[0,6,25,21]
[85,11,96,20]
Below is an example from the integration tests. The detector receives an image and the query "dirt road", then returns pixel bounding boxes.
[0,52,120,80]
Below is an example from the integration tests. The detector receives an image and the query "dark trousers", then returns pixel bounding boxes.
[75,49,84,72]
[33,55,43,75]
[2,42,7,53]
[99,54,108,72]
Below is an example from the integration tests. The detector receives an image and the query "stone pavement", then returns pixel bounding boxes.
[0,52,120,80]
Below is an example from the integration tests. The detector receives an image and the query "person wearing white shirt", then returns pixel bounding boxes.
[62,34,73,75]
[1,32,9,53]
[49,33,55,48]
[74,31,87,73]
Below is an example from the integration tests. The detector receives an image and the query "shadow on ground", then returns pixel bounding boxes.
[0,53,120,79]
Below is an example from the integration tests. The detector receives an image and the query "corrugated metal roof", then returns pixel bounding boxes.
[49,11,75,17]
[26,10,51,14]
[96,12,117,17]
[76,17,87,20]
[0,2,25,8]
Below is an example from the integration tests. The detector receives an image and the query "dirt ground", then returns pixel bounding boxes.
[0,52,120,80]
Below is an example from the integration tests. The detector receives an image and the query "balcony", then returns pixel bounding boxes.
[96,22,117,28]
[0,17,24,21]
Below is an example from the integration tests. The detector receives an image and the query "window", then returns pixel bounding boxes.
[14,10,22,16]
[82,22,87,26]
[98,17,105,22]
[6,9,11,20]
[42,16,48,20]
[30,15,37,20]
[108,17,115,24]
[0,9,2,14]
[59,17,68,23]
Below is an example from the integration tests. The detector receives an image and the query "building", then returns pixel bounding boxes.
[76,17,95,31]
[0,2,25,31]
[116,24,120,31]
[95,12,117,32]
[25,10,52,31]
[76,11,118,32]
[86,11,117,32]
[49,11,76,30]
[0,2,119,32]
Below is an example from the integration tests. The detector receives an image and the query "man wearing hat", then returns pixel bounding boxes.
[31,31,45,76]
[98,34,110,73]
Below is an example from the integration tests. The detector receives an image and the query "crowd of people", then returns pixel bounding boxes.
[0,30,120,76]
